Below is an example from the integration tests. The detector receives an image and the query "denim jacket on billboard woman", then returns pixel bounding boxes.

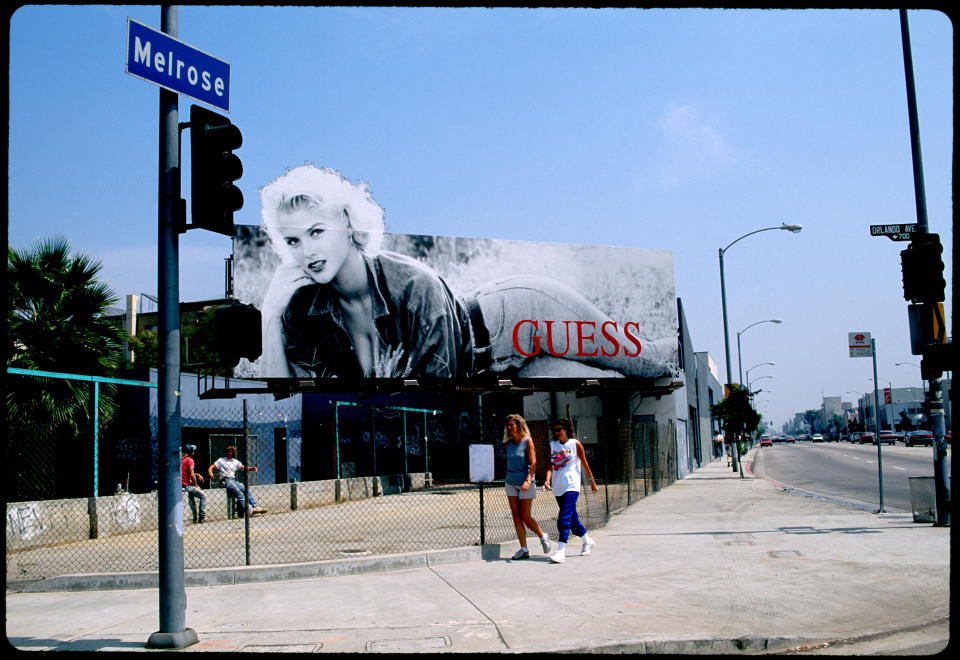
[280,251,480,379]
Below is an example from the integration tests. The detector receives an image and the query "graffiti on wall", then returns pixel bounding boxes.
[110,493,142,528]
[7,503,45,540]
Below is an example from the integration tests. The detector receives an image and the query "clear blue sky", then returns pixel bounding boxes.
[8,6,953,431]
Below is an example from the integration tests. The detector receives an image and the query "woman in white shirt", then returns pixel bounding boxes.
[543,418,598,563]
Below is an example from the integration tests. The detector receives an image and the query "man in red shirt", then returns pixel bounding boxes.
[182,444,206,523]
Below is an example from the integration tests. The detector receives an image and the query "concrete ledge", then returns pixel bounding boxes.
[6,472,431,551]
[10,543,489,593]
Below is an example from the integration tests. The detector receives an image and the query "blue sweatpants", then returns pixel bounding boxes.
[555,490,587,543]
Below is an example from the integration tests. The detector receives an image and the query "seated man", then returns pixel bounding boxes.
[182,444,206,523]
[208,446,267,516]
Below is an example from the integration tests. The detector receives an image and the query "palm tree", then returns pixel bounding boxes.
[7,236,126,429]
[7,237,128,499]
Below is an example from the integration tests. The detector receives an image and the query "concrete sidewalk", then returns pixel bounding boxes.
[5,450,950,653]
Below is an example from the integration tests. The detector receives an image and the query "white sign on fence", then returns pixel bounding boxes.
[468,444,494,483]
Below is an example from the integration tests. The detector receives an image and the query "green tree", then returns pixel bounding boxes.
[7,236,125,430]
[127,329,159,370]
[710,384,761,441]
[128,308,233,377]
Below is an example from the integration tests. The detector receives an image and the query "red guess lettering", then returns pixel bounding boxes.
[599,321,620,357]
[623,321,643,357]
[512,319,540,357]
[575,321,599,357]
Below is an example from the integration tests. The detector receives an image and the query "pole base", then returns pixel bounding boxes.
[146,628,199,649]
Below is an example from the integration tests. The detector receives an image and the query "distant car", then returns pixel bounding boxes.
[878,431,897,445]
[812,433,824,442]
[760,437,773,447]
[839,433,850,442]
[905,430,934,447]
[860,432,876,444]
[850,432,862,443]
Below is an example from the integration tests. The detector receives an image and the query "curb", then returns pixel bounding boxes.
[8,543,505,593]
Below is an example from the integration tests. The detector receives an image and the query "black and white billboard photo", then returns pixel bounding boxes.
[233,165,679,383]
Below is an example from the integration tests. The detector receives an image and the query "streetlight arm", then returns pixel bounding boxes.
[721,224,803,255]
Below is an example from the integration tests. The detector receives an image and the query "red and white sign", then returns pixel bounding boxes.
[848,332,872,358]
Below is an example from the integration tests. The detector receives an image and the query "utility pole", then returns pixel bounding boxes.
[146,5,197,650]
[899,9,949,526]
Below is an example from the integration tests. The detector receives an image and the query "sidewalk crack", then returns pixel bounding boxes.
[427,565,509,649]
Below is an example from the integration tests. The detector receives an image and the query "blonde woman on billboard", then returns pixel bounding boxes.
[503,414,552,560]
[257,165,677,380]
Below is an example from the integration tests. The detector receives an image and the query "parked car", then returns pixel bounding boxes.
[760,437,773,447]
[811,433,824,442]
[860,432,876,444]
[878,431,897,445]
[785,435,796,443]
[839,433,850,442]
[905,430,934,447]
[850,432,862,443]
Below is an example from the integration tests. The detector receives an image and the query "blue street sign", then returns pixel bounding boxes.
[125,18,231,113]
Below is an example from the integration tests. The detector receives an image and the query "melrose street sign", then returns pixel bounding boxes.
[125,18,231,113]
[870,223,918,242]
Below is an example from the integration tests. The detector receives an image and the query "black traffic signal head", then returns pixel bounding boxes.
[920,342,952,380]
[190,104,243,236]
[213,301,261,368]
[900,233,946,304]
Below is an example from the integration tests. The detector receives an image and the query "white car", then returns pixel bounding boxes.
[811,433,824,442]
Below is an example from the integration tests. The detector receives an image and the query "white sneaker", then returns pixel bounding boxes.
[540,536,552,554]
[511,547,530,560]
[549,549,566,564]
[581,537,596,556]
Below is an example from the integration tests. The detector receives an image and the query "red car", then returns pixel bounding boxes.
[760,437,773,447]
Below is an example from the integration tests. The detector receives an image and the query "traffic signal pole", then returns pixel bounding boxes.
[146,5,198,649]
[899,9,948,527]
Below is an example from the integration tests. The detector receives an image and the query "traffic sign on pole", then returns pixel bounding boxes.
[848,332,872,358]
[125,18,232,112]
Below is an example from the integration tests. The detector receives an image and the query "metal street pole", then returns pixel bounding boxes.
[718,224,801,475]
[871,339,885,513]
[146,5,197,650]
[737,319,782,385]
[900,8,948,526]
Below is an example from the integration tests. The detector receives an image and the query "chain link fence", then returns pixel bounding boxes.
[7,372,679,586]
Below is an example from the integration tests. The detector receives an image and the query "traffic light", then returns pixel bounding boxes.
[900,233,946,303]
[920,342,952,381]
[213,301,261,367]
[190,104,243,236]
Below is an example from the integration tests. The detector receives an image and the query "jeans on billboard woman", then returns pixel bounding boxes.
[257,165,677,380]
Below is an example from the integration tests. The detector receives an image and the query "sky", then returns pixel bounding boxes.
[7,6,953,432]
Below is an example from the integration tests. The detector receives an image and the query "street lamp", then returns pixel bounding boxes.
[737,319,782,385]
[719,223,802,389]
[745,362,775,389]
[718,222,801,475]
[895,362,927,395]
[750,374,774,391]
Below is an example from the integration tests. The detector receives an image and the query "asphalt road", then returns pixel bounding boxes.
[751,441,949,513]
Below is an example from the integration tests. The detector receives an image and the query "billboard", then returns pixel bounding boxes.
[232,166,678,383]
